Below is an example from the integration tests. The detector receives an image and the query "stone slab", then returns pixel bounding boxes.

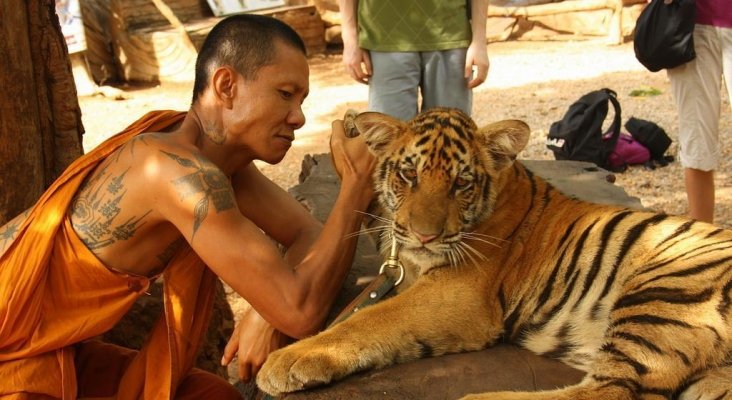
[522,159,643,209]
[279,344,586,400]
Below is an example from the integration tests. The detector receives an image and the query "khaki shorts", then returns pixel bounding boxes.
[367,49,471,121]
[668,24,732,171]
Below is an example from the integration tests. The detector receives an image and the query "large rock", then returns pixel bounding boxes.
[279,345,586,400]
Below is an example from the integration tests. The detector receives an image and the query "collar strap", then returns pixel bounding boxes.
[328,272,398,328]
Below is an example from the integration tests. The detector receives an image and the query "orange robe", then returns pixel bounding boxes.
[0,111,234,399]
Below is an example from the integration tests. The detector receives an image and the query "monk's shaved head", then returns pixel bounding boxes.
[191,14,306,103]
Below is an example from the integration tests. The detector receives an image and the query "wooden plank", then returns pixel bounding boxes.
[258,5,326,55]
[150,0,198,53]
[111,0,211,31]
[110,2,326,82]
[488,0,614,17]
[488,0,645,44]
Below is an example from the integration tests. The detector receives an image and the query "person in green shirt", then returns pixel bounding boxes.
[339,0,490,120]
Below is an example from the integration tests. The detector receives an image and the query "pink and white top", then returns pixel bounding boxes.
[696,0,732,28]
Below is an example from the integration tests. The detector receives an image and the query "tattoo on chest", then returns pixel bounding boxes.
[161,150,236,237]
[71,162,151,250]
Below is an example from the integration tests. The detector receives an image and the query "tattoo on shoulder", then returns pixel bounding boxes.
[161,150,236,238]
[71,163,151,250]
[116,135,148,160]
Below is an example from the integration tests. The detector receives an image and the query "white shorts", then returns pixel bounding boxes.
[367,49,472,121]
[668,24,732,171]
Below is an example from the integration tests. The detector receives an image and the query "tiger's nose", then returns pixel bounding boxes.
[412,228,439,244]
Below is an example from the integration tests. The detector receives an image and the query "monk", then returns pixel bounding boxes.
[0,14,375,399]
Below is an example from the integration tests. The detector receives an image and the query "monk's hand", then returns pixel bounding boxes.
[222,306,291,382]
[329,119,376,196]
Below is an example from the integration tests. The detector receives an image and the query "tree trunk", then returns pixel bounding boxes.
[0,0,84,225]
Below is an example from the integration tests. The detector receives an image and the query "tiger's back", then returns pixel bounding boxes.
[494,167,732,385]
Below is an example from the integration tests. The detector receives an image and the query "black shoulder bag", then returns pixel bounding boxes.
[634,0,697,72]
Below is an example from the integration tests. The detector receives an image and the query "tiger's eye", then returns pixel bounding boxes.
[455,176,472,189]
[400,168,417,182]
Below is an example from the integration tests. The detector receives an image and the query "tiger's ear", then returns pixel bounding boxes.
[477,120,531,171]
[352,112,408,155]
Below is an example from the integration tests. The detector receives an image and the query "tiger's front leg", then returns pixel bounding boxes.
[256,269,502,396]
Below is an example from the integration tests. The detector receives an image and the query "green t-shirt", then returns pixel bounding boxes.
[358,0,472,52]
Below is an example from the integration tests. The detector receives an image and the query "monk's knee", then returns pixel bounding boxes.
[176,369,242,400]
[75,340,137,398]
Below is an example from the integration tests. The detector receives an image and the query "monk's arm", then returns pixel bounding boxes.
[223,161,372,338]
[232,164,322,271]
[0,208,32,256]
[157,124,375,339]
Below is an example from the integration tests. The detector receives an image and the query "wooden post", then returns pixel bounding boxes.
[606,0,625,45]
[0,0,84,224]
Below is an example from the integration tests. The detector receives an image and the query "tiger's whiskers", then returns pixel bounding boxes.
[344,225,390,239]
[354,210,392,224]
[344,212,394,240]
[463,231,509,243]
[461,232,504,248]
[461,242,488,263]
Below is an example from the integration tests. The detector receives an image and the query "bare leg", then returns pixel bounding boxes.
[685,167,715,223]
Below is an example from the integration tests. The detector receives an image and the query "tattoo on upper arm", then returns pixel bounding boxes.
[0,224,19,252]
[71,163,151,250]
[161,150,236,238]
[0,209,30,255]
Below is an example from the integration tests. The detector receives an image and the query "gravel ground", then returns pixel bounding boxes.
[78,39,732,228]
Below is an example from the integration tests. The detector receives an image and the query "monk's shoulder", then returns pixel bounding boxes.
[107,132,210,182]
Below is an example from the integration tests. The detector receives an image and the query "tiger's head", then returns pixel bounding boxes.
[350,107,530,274]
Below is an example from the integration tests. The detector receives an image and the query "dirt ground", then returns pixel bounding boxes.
[78,39,732,228]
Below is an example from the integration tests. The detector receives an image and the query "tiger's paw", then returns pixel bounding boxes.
[256,344,356,396]
[460,392,534,400]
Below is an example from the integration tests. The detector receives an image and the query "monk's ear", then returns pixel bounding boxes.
[210,66,237,109]
[352,112,408,156]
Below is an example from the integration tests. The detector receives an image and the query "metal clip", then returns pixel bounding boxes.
[378,235,405,286]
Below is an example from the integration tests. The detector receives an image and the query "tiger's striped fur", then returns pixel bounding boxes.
[257,108,732,400]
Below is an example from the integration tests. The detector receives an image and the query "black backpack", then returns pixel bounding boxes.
[625,117,674,165]
[546,88,622,171]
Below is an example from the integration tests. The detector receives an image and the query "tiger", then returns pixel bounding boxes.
[256,107,732,400]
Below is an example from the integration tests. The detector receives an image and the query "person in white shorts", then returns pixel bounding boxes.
[667,0,732,223]
[339,0,489,121]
